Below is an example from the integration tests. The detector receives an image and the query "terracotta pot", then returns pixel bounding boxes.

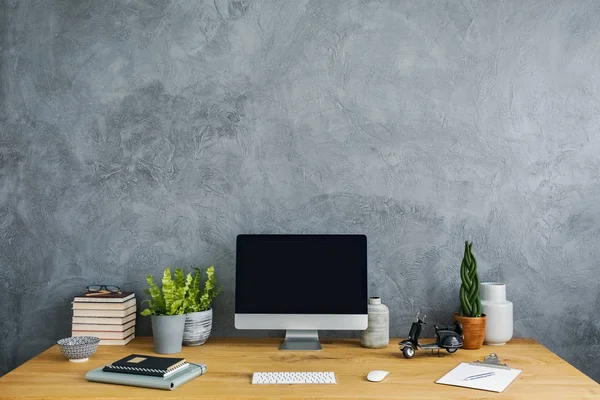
[454,313,486,350]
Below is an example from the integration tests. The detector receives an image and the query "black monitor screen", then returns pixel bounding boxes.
[235,234,368,314]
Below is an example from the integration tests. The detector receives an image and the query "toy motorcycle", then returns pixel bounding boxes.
[399,315,464,359]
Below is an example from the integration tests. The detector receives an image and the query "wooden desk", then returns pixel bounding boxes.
[0,337,598,399]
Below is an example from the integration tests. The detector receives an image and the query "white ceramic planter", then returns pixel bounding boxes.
[183,309,213,346]
[480,282,513,345]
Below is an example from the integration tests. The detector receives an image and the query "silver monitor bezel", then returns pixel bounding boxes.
[235,313,368,330]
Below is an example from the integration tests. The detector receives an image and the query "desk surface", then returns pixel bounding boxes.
[1,337,598,399]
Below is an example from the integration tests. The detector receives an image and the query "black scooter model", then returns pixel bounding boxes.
[399,315,464,359]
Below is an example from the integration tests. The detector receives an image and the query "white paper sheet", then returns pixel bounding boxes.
[436,362,522,393]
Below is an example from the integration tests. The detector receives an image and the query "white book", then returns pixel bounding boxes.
[72,298,136,310]
[436,362,522,393]
[72,305,136,318]
[72,313,136,325]
[72,319,136,332]
[72,326,135,340]
[98,333,135,346]
[73,292,135,303]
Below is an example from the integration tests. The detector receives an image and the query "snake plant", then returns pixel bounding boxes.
[459,241,482,317]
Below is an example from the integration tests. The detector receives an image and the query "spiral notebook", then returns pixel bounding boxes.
[103,354,188,377]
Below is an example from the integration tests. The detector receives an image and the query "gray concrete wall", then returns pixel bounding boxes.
[2,0,600,382]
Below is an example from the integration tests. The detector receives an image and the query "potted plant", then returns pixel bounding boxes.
[454,241,486,349]
[141,267,191,354]
[182,265,222,346]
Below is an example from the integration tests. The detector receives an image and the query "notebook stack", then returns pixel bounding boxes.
[103,354,189,377]
[86,354,207,390]
[71,292,136,345]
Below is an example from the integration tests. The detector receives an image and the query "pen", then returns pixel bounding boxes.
[463,371,495,381]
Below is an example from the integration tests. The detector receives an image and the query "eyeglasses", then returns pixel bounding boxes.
[86,285,121,294]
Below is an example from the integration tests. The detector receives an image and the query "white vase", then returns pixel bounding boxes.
[360,297,389,348]
[480,282,513,345]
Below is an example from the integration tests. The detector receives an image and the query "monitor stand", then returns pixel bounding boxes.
[279,330,322,351]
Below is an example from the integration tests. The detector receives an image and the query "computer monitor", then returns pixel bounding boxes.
[235,234,368,350]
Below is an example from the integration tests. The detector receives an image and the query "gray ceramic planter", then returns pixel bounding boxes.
[183,309,212,346]
[151,314,185,354]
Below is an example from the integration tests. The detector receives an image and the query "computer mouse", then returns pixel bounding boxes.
[367,370,390,382]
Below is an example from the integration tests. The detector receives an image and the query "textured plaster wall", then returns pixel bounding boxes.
[2,0,600,381]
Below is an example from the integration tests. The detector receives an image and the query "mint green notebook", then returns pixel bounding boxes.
[85,363,207,390]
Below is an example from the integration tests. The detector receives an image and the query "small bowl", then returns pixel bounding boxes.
[57,336,100,362]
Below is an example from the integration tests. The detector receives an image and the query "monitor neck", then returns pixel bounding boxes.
[279,330,322,351]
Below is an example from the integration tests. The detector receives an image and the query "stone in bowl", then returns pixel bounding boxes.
[57,336,100,362]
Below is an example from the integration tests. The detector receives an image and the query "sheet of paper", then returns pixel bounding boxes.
[436,362,522,393]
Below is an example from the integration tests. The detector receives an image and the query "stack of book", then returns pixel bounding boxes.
[86,354,207,390]
[71,291,136,345]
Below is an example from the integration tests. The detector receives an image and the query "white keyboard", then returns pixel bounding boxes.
[252,372,337,385]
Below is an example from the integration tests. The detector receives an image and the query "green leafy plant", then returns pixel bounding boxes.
[141,267,192,316]
[184,265,222,313]
[459,241,482,318]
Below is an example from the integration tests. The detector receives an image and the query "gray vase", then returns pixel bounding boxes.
[360,297,389,348]
[183,309,213,346]
[151,314,185,354]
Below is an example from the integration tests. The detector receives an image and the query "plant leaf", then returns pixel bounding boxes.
[170,299,184,315]
[162,267,176,313]
[174,268,185,288]
[140,299,155,316]
[184,267,202,313]
[144,275,165,315]
[140,309,151,316]
[197,265,219,311]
